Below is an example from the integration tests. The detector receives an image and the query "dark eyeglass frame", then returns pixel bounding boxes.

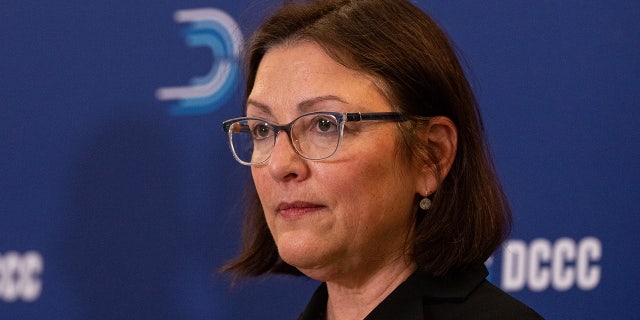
[221,111,408,166]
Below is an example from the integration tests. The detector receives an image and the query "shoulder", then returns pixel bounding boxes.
[425,279,543,320]
[366,265,543,320]
[300,265,544,320]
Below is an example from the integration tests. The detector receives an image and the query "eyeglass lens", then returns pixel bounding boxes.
[228,113,342,164]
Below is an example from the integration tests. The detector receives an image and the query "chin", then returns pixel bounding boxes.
[278,247,346,283]
[277,240,329,271]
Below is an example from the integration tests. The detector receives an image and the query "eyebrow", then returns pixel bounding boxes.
[246,95,347,115]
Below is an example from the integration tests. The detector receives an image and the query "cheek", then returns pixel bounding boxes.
[325,159,416,258]
[323,156,404,218]
[250,169,271,208]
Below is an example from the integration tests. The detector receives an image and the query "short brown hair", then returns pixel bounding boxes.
[223,0,511,278]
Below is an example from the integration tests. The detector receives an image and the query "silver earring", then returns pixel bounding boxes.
[419,191,432,210]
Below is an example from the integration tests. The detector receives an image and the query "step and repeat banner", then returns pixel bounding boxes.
[2,1,638,319]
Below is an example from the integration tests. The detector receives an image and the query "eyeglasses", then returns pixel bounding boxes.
[221,111,407,166]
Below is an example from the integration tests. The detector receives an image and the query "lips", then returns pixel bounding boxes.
[276,201,324,219]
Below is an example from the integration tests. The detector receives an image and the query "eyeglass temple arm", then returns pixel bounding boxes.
[345,112,408,122]
[222,121,250,133]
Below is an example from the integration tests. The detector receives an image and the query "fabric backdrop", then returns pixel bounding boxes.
[2,1,638,319]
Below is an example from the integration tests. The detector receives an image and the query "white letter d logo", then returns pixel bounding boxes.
[156,8,244,115]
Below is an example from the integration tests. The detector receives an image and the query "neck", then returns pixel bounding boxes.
[324,258,416,320]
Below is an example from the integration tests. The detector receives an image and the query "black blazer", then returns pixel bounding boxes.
[298,265,543,320]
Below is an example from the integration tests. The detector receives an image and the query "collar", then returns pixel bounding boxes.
[297,264,488,320]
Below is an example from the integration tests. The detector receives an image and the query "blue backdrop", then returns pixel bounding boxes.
[2,1,638,319]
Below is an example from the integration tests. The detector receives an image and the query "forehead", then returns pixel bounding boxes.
[247,41,390,116]
[254,41,365,89]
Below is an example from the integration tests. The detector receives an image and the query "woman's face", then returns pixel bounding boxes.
[248,41,422,281]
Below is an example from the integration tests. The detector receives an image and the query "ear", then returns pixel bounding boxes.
[416,116,458,195]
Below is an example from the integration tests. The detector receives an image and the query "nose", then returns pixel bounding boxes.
[266,132,308,182]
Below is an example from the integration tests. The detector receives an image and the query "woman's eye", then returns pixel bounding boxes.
[252,123,272,139]
[314,117,337,133]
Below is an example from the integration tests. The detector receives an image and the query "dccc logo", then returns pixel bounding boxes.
[156,8,244,115]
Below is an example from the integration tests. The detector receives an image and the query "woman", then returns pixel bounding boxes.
[221,0,542,319]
